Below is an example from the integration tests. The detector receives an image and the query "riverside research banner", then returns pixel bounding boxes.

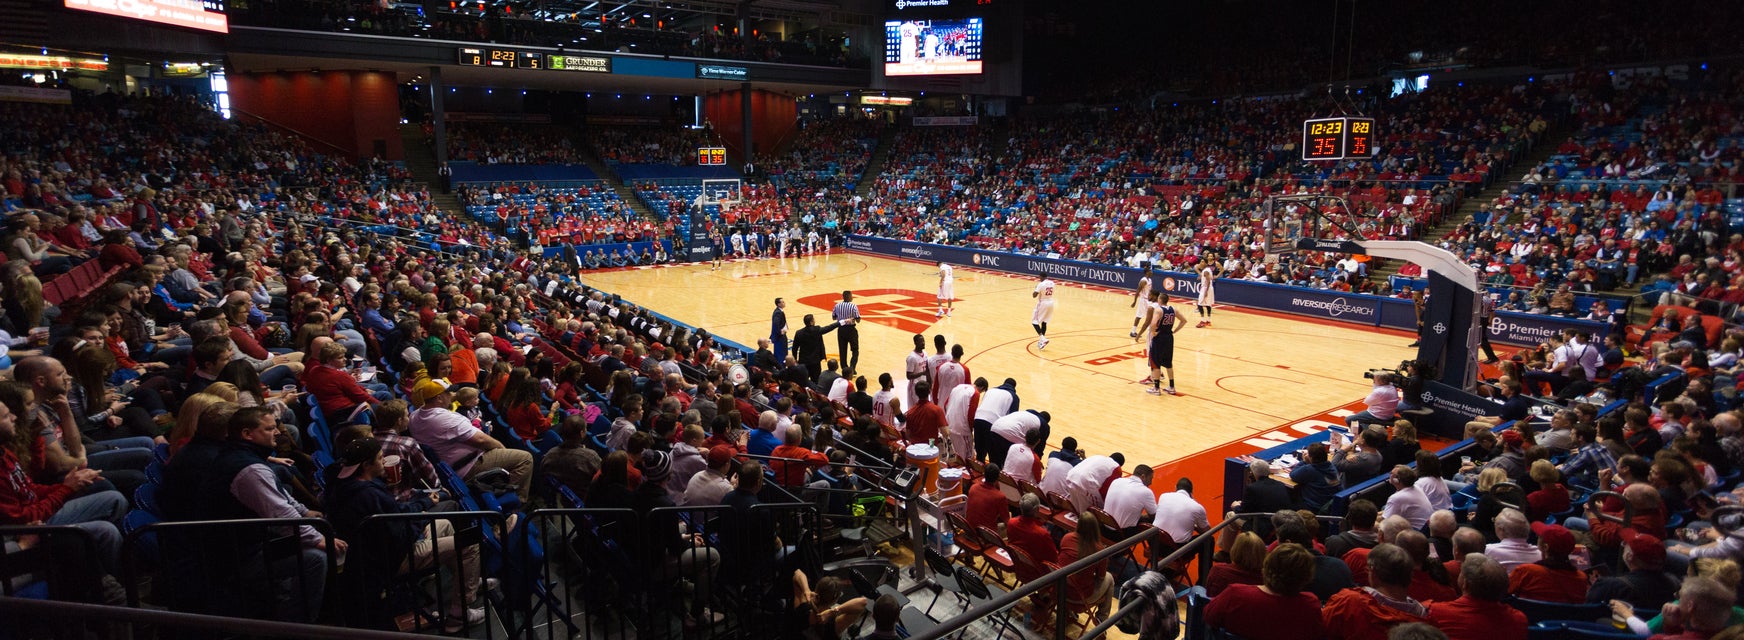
[842,235,1608,345]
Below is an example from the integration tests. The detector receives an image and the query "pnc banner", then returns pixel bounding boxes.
[843,235,1606,345]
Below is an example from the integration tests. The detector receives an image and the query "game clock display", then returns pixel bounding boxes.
[458,48,527,68]
[1301,117,1376,161]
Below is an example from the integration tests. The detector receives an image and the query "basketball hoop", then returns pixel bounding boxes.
[1258,194,1379,261]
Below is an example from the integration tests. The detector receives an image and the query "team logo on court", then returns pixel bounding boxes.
[796,289,939,334]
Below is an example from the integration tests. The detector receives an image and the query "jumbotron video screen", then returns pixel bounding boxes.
[884,17,983,76]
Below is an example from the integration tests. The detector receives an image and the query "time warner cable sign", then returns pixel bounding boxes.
[843,235,1605,342]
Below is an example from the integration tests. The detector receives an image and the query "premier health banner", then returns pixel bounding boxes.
[843,235,1607,345]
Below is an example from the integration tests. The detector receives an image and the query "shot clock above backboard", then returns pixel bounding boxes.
[1301,117,1377,161]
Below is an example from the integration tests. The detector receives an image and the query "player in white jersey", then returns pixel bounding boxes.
[933,344,968,406]
[1130,265,1154,337]
[899,22,921,65]
[871,372,900,433]
[778,227,791,258]
[936,261,955,317]
[1196,263,1218,327]
[944,377,984,464]
[1135,291,1188,395]
[805,229,820,255]
[1031,274,1056,349]
[904,334,930,409]
[729,231,745,257]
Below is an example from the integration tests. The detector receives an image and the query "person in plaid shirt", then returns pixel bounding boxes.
[1557,424,1617,488]
[369,399,442,503]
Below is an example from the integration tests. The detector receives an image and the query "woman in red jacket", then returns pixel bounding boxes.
[497,370,558,450]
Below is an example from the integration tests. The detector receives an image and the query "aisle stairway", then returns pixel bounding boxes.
[576,144,657,219]
[399,123,465,217]
[1366,119,1578,284]
[854,126,898,197]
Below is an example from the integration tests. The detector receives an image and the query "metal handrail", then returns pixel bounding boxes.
[0,597,439,639]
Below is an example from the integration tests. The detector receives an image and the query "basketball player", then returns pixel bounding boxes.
[709,226,724,270]
[1032,273,1056,350]
[729,229,745,258]
[936,261,955,317]
[905,334,930,409]
[778,225,791,258]
[1129,265,1154,337]
[1135,291,1188,395]
[872,372,901,434]
[899,21,921,65]
[805,228,820,255]
[1195,262,1218,327]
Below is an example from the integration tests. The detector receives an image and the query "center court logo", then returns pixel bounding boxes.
[1289,296,1374,318]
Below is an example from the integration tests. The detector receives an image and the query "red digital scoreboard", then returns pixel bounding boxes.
[1301,117,1376,161]
[697,147,727,166]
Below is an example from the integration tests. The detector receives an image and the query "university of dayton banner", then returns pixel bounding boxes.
[843,235,1606,345]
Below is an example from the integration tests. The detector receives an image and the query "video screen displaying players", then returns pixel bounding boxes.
[884,18,983,76]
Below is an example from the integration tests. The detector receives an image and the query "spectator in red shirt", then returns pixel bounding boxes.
[1204,543,1325,640]
[1204,531,1266,597]
[301,342,376,417]
[1394,530,1457,603]
[1428,554,1528,640]
[903,381,945,445]
[1055,512,1113,620]
[1526,460,1571,521]
[964,463,1009,532]
[770,424,828,488]
[1443,527,1487,578]
[497,369,554,447]
[1322,543,1428,640]
[1005,494,1058,581]
[1509,523,1589,603]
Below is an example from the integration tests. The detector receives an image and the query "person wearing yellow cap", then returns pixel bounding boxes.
[405,378,532,498]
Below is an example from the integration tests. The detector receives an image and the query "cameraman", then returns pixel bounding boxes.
[1395,361,1427,411]
[1345,371,1400,428]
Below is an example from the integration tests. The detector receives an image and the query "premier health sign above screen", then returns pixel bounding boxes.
[884,17,983,76]
[65,0,229,32]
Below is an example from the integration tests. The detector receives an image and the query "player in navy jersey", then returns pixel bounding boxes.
[1135,291,1188,395]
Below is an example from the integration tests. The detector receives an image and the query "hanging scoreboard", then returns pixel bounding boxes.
[1301,117,1376,161]
[697,147,727,166]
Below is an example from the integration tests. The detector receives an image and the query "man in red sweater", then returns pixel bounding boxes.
[964,463,1009,532]
[1322,543,1428,640]
[1005,494,1058,581]
[1427,554,1528,640]
[1508,523,1589,603]
[0,398,125,575]
[770,425,828,488]
[903,381,945,445]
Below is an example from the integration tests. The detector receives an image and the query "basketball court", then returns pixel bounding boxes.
[581,250,1423,506]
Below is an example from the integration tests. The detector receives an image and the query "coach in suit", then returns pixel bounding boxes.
[771,298,789,363]
[792,314,840,382]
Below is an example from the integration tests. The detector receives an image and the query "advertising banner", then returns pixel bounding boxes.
[0,86,73,105]
[844,235,1605,345]
[911,116,979,126]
